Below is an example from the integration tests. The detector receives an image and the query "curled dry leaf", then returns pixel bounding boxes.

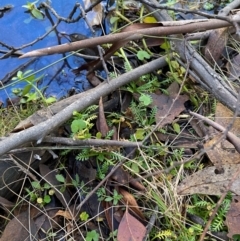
[84,0,103,27]
[205,102,240,165]
[96,96,109,137]
[204,28,228,64]
[0,210,38,241]
[54,210,74,220]
[119,188,145,220]
[204,134,240,166]
[177,164,240,195]
[117,209,146,241]
[226,196,240,239]
[150,83,189,128]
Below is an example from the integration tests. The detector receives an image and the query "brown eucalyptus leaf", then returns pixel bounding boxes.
[215,103,240,141]
[119,188,145,220]
[0,209,38,241]
[0,196,15,208]
[177,164,240,195]
[211,103,240,163]
[204,27,228,64]
[96,96,109,137]
[109,166,145,191]
[84,0,103,27]
[226,196,240,238]
[205,134,240,166]
[103,201,122,231]
[54,210,74,220]
[117,210,146,241]
[150,93,188,128]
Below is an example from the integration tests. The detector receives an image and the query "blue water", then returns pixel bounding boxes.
[0,0,104,105]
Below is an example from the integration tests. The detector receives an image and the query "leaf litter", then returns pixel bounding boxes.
[2,0,240,240]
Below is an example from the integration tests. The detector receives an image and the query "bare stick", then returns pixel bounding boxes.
[0,56,167,156]
[20,19,232,58]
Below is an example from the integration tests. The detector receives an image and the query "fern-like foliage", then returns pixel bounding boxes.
[153,229,175,240]
[76,148,91,161]
[211,194,231,232]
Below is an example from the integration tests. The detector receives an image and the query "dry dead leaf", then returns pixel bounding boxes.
[205,134,240,165]
[150,84,188,127]
[117,209,146,241]
[54,210,74,220]
[204,28,228,64]
[204,103,240,166]
[226,196,240,238]
[84,0,103,27]
[0,210,38,241]
[177,164,240,195]
[215,103,240,144]
[110,166,145,191]
[119,188,145,220]
[96,96,109,137]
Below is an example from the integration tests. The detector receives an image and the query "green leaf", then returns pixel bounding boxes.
[137,50,151,61]
[55,174,65,183]
[203,2,214,10]
[45,97,56,104]
[31,8,44,19]
[44,195,51,204]
[86,230,99,241]
[17,71,23,79]
[139,94,152,106]
[23,69,33,76]
[43,183,51,189]
[131,162,139,173]
[95,132,102,139]
[170,60,179,69]
[160,41,171,50]
[105,196,113,202]
[75,174,80,184]
[22,84,32,96]
[135,129,145,140]
[110,16,119,24]
[172,122,180,134]
[71,119,87,133]
[31,181,41,190]
[80,211,89,221]
[26,92,38,101]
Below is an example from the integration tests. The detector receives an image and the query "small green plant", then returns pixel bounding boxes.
[80,211,89,222]
[187,193,232,232]
[106,230,118,241]
[85,230,99,241]
[76,148,121,179]
[22,0,44,19]
[124,73,160,94]
[137,50,151,60]
[55,174,67,192]
[203,2,214,10]
[12,70,56,105]
[25,181,54,207]
[70,106,98,139]
[97,188,123,205]
[128,94,158,141]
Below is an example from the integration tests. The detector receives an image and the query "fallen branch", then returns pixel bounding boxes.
[19,19,233,58]
[0,56,167,156]
[189,110,240,154]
